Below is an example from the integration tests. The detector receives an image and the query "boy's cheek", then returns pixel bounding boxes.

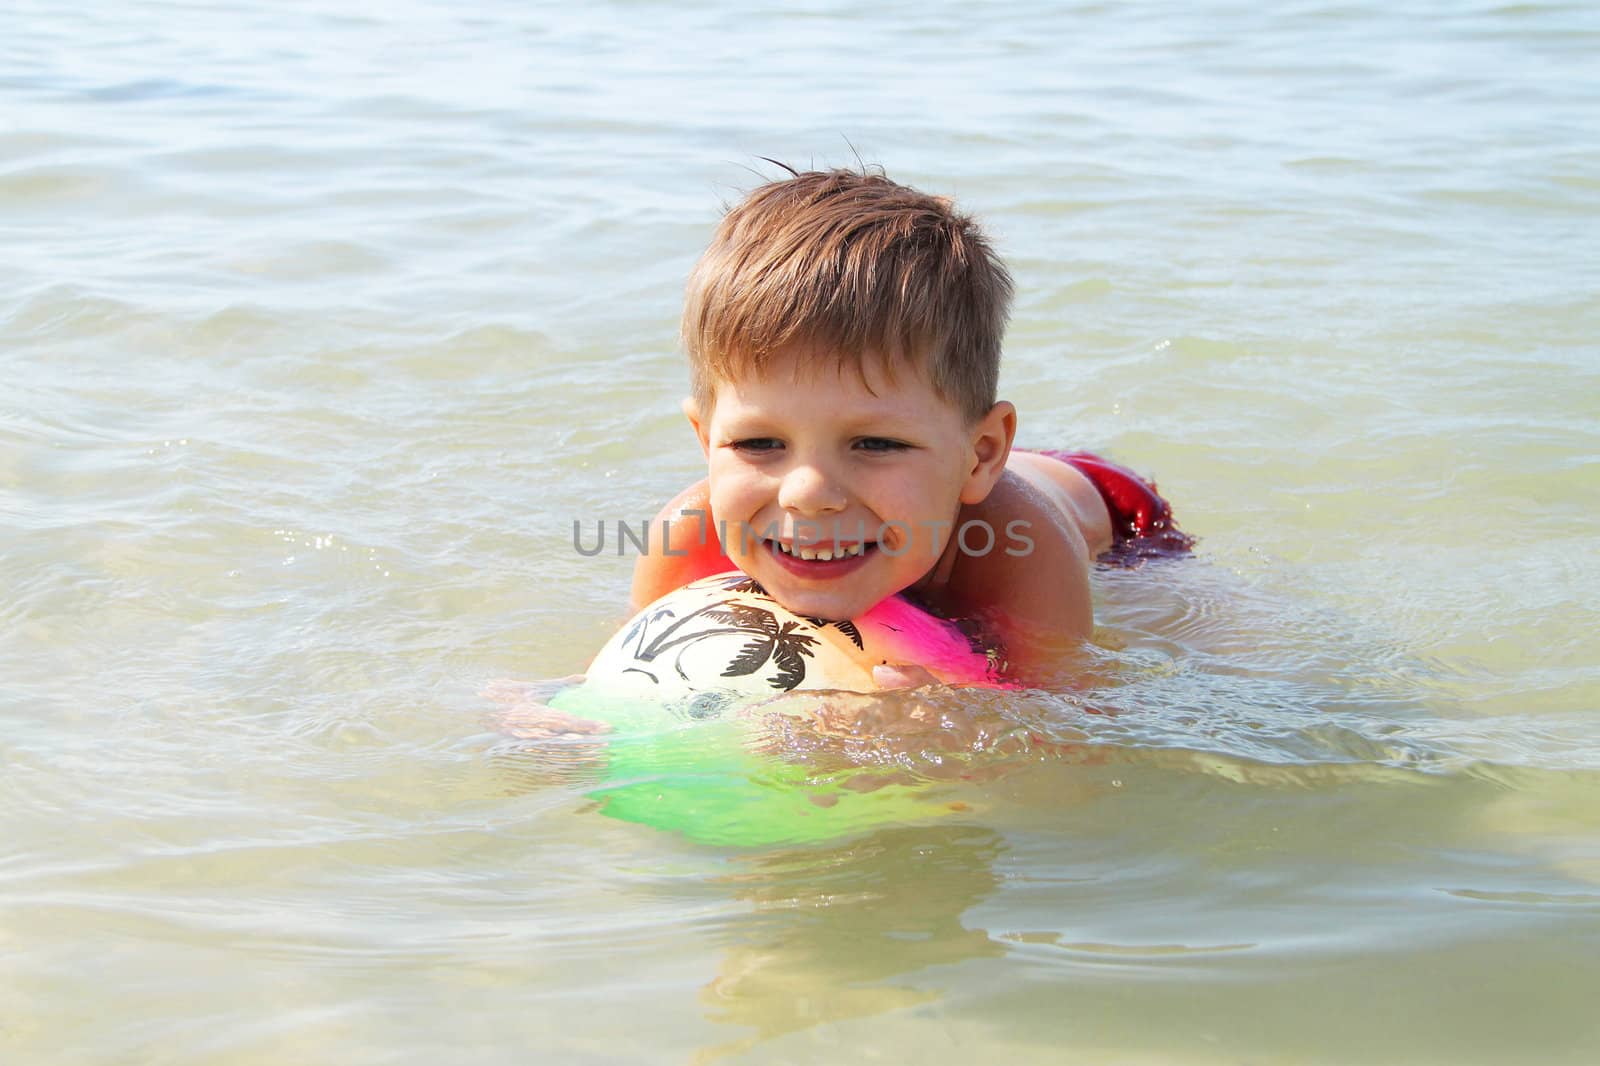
[709,518,765,559]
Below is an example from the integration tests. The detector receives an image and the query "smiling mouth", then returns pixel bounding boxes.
[765,539,875,563]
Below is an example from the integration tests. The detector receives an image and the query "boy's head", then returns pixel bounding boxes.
[681,166,1013,424]
[678,167,1019,620]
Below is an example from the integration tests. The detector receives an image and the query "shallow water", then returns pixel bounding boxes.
[5,0,1600,1062]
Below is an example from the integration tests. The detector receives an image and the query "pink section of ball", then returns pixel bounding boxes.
[857,595,997,688]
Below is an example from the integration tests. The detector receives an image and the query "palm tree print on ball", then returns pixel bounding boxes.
[617,595,814,692]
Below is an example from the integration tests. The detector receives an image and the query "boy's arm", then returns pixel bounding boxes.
[628,479,736,610]
[943,471,1099,681]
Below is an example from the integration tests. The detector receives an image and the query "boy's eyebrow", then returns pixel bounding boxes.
[718,416,932,443]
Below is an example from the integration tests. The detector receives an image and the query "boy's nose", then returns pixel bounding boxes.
[777,462,847,516]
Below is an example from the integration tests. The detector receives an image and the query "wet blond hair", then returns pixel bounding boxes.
[681,166,1013,423]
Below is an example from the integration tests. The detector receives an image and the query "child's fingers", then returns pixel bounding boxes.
[494,702,612,739]
[871,663,938,689]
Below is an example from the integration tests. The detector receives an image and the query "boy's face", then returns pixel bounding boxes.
[688,349,1012,621]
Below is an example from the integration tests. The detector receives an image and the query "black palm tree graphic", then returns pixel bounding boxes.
[624,599,821,690]
[696,572,862,649]
[803,616,864,649]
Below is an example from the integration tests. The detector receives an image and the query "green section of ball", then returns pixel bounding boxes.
[547,686,958,847]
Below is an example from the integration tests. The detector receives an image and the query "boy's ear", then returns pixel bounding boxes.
[960,400,1017,504]
[682,396,711,458]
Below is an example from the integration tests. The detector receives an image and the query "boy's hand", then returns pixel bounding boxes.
[480,676,611,739]
[494,704,613,740]
[480,675,586,704]
[871,663,939,689]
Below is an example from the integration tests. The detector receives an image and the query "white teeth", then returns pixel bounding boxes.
[774,540,866,561]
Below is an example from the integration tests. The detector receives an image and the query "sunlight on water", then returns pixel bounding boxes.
[4,0,1599,1062]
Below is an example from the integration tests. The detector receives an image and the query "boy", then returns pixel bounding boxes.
[630,166,1189,683]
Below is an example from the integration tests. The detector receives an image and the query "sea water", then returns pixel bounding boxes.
[4,1,1598,1062]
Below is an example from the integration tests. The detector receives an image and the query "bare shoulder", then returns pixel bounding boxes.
[956,467,1092,582]
[940,466,1099,664]
[1005,451,1113,557]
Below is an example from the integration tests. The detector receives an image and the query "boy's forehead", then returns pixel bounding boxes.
[710,353,952,418]
[725,343,937,395]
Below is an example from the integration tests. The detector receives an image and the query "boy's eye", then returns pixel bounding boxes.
[730,438,783,453]
[854,437,910,453]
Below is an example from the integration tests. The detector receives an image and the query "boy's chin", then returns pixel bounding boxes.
[755,579,880,622]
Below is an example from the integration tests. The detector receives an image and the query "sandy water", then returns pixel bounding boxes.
[4,1,1599,1062]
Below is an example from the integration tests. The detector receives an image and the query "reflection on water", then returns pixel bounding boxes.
[697,827,1007,1062]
